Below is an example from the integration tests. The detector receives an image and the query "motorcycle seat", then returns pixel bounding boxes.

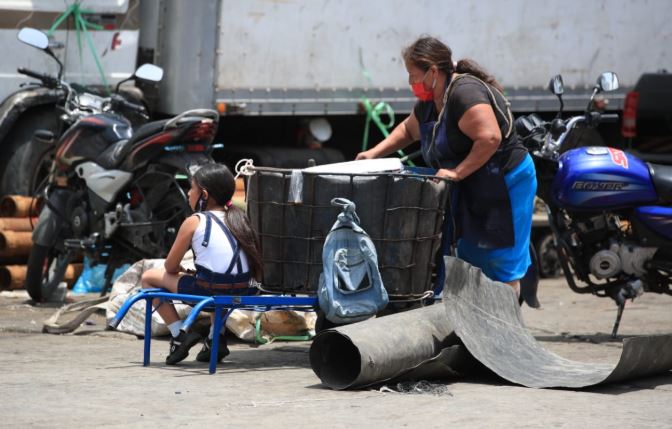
[128,119,171,146]
[649,163,672,203]
[96,119,170,169]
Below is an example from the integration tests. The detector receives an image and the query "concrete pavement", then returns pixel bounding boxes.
[1,278,671,428]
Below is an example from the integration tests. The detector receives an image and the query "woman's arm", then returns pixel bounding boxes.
[164,215,199,274]
[356,113,420,159]
[436,104,501,181]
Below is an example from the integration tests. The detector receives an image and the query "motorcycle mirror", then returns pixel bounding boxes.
[114,64,164,93]
[548,74,564,96]
[17,28,49,50]
[597,71,619,92]
[18,27,64,79]
[134,64,164,83]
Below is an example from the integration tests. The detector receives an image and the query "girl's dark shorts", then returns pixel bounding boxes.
[177,274,257,297]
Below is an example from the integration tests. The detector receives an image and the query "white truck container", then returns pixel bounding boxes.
[141,0,671,115]
[0,0,670,195]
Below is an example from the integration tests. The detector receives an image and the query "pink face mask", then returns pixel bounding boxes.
[411,69,435,101]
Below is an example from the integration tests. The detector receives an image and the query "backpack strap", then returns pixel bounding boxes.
[331,198,363,231]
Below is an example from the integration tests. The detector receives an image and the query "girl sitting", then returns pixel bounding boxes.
[141,163,262,365]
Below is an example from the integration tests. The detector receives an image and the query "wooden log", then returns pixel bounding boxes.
[0,231,33,257]
[0,195,42,218]
[0,263,83,290]
[0,252,84,266]
[0,217,38,232]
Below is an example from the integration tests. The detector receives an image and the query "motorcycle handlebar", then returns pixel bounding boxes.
[111,94,147,115]
[17,67,59,88]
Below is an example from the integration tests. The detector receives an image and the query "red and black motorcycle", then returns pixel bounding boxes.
[17,28,218,302]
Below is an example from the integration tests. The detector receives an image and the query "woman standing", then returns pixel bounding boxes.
[357,36,536,296]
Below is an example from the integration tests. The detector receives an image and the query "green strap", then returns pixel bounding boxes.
[359,63,415,166]
[47,1,109,93]
[254,313,313,344]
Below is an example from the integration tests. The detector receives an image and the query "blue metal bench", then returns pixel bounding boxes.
[108,289,318,374]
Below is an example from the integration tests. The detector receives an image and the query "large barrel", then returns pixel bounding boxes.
[246,167,449,299]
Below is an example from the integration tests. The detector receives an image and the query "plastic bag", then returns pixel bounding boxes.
[72,257,130,294]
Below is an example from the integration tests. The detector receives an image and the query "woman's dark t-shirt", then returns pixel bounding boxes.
[413,77,526,172]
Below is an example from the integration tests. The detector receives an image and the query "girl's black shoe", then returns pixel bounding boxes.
[166,331,202,365]
[196,335,230,363]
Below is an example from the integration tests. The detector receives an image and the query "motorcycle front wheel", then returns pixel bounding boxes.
[25,244,70,303]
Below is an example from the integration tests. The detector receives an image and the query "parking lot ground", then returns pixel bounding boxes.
[1,278,671,428]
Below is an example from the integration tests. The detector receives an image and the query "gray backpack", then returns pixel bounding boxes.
[318,198,388,323]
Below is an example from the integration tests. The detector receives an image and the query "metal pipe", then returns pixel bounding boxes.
[0,231,33,257]
[0,195,41,217]
[0,264,82,290]
[0,217,39,232]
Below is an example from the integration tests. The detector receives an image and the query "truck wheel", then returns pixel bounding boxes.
[25,244,69,303]
[0,107,60,196]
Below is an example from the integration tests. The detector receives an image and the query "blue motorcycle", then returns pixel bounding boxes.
[516,72,672,336]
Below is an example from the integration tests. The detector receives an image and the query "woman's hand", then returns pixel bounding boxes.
[355,149,377,160]
[436,168,461,181]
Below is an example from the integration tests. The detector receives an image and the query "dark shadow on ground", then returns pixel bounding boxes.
[117,342,313,377]
[534,332,643,344]
[581,372,672,394]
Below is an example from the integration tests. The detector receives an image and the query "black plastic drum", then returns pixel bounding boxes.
[246,167,450,299]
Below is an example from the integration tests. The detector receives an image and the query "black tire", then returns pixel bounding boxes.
[536,233,562,278]
[25,244,69,303]
[0,107,60,196]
